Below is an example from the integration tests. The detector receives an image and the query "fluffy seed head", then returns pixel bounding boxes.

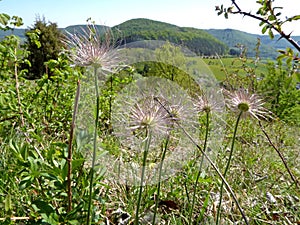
[128,96,170,137]
[193,92,224,114]
[64,24,121,71]
[224,89,272,120]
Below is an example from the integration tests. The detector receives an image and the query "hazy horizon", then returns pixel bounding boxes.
[2,0,300,35]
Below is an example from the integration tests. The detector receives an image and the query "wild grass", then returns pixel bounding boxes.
[0,31,299,225]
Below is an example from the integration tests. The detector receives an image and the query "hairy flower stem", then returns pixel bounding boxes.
[87,67,100,225]
[188,112,210,224]
[259,121,299,189]
[180,116,248,225]
[155,98,249,225]
[67,80,80,212]
[216,111,242,225]
[152,136,170,225]
[14,48,24,127]
[135,131,152,225]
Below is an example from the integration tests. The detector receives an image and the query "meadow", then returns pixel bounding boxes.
[0,22,299,225]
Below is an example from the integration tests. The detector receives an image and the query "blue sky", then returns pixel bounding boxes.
[1,0,300,35]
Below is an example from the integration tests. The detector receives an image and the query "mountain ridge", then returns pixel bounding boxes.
[1,18,299,58]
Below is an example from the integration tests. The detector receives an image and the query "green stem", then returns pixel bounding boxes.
[135,131,152,225]
[152,136,170,225]
[188,112,209,224]
[67,80,81,212]
[154,97,248,224]
[216,111,242,225]
[87,66,100,225]
[174,115,248,225]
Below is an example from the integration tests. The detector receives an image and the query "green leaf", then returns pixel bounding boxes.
[32,200,55,214]
[268,15,276,21]
[276,54,285,61]
[0,13,10,26]
[68,220,80,225]
[40,213,59,225]
[268,29,274,39]
[19,175,34,190]
[4,194,12,212]
[262,25,268,34]
[72,159,85,170]
[11,16,23,27]
[289,15,300,21]
[292,15,300,20]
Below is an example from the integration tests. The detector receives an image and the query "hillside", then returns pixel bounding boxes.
[63,24,109,35]
[206,29,300,58]
[1,18,300,58]
[0,28,26,40]
[112,18,228,56]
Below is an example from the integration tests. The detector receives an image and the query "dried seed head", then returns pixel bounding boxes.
[193,92,224,114]
[128,96,170,138]
[64,24,121,72]
[224,89,272,120]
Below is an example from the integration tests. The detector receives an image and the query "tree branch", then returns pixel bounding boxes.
[230,0,300,52]
[259,121,299,189]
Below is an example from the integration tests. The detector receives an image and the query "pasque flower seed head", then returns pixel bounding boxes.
[65,24,121,72]
[224,89,272,120]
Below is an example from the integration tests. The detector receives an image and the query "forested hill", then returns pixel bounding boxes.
[205,29,300,58]
[111,18,228,56]
[1,18,300,58]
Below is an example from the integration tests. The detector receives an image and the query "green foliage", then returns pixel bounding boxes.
[0,4,300,225]
[0,13,23,30]
[215,0,300,125]
[258,59,300,125]
[0,34,27,79]
[22,18,65,80]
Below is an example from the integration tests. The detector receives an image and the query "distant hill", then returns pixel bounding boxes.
[0,28,26,40]
[63,24,109,35]
[1,18,299,59]
[206,28,300,58]
[111,18,228,56]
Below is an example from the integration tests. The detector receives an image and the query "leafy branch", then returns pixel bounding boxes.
[216,0,300,53]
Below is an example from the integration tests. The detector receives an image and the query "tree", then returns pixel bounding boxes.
[22,17,65,80]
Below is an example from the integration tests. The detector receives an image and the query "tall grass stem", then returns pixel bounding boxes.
[259,121,299,189]
[14,48,24,127]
